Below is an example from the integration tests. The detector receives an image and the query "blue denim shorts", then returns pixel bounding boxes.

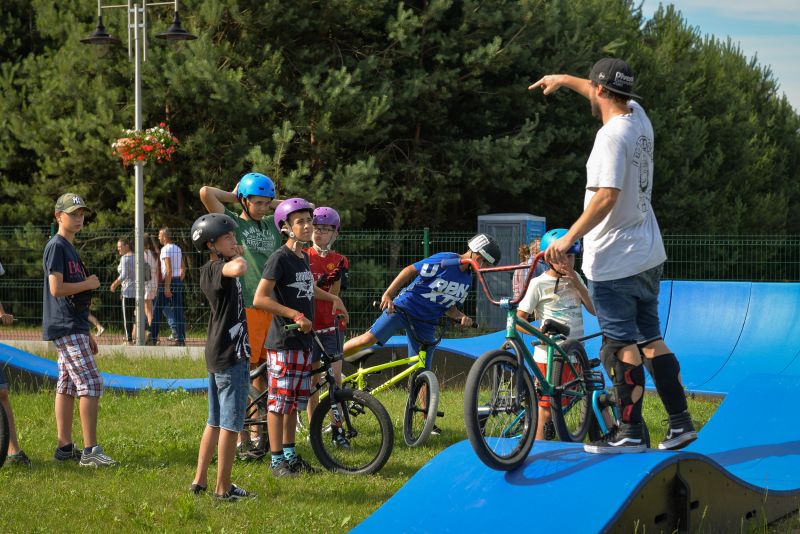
[369,310,438,369]
[588,264,664,343]
[207,358,249,432]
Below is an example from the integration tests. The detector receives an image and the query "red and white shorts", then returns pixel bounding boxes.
[267,348,312,414]
[53,334,103,398]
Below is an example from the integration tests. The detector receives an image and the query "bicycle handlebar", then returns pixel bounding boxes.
[444,251,545,307]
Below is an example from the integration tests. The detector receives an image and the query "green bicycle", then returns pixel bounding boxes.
[338,306,470,447]
[459,252,601,471]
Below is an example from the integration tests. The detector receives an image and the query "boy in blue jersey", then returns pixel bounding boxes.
[342,234,502,367]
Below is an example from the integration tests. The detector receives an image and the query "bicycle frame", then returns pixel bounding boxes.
[454,253,586,400]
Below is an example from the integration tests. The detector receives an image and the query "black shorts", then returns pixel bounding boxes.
[311,330,343,364]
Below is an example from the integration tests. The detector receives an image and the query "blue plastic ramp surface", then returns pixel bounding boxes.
[0,342,207,393]
[700,283,800,393]
[357,373,800,532]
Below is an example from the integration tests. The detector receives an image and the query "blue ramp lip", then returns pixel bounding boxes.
[0,342,207,393]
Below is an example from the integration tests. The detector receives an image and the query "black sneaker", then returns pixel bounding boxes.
[584,423,647,454]
[331,427,351,449]
[7,450,32,467]
[658,411,698,450]
[287,455,318,474]
[214,484,256,501]
[271,459,297,478]
[54,443,82,462]
[189,483,207,495]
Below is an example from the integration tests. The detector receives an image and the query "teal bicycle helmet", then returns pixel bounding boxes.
[541,228,581,255]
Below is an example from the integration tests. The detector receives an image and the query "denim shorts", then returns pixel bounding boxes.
[311,330,343,363]
[369,310,438,369]
[587,264,664,343]
[207,358,249,432]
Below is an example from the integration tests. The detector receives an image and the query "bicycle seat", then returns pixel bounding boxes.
[249,360,269,381]
[541,319,570,337]
[344,348,376,366]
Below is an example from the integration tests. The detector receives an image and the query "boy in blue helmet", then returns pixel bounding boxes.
[515,228,596,440]
[200,173,282,458]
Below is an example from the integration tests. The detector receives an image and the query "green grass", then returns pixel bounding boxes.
[0,358,735,533]
[31,348,207,379]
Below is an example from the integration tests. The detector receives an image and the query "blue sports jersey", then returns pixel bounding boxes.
[392,252,472,321]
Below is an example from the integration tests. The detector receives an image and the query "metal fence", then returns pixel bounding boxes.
[1,226,799,345]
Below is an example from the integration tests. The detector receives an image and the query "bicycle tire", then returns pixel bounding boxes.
[464,350,537,471]
[309,388,394,475]
[402,370,439,447]
[0,402,8,469]
[550,340,593,443]
[242,385,269,448]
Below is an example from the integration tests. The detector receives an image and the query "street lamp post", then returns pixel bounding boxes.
[82,0,196,345]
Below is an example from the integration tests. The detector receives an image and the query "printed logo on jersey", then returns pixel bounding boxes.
[632,135,654,213]
[288,271,315,301]
[241,225,277,253]
[420,278,470,307]
[419,263,440,278]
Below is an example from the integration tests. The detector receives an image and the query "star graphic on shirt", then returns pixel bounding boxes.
[288,279,314,300]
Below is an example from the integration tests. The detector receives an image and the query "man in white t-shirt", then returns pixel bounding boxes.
[151,227,186,346]
[529,58,696,454]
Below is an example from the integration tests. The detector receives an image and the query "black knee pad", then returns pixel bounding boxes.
[600,338,645,424]
[599,337,637,379]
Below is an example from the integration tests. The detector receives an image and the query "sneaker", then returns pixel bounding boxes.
[584,423,647,454]
[214,484,256,501]
[79,445,118,467]
[287,455,318,474]
[431,424,442,436]
[271,459,297,478]
[7,450,32,467]
[189,483,207,495]
[95,325,105,337]
[543,421,556,441]
[658,412,698,450]
[238,440,267,461]
[54,443,82,462]
[331,427,351,449]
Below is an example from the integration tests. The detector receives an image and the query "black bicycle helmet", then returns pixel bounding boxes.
[191,213,239,251]
[468,233,502,265]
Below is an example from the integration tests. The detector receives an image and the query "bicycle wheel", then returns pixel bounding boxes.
[550,340,593,442]
[464,350,537,471]
[402,370,439,447]
[242,385,269,448]
[0,403,8,468]
[309,388,394,475]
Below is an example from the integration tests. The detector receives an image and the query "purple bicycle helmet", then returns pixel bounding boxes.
[312,207,340,230]
[274,197,314,233]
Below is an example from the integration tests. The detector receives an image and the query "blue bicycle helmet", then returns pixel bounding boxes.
[237,172,276,200]
[540,228,582,255]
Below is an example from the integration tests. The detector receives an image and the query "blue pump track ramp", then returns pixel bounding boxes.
[356,374,800,532]
[0,342,207,393]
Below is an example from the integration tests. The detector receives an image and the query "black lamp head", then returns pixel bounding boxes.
[156,11,198,41]
[80,16,121,46]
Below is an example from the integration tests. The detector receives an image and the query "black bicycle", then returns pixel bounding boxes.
[243,321,394,475]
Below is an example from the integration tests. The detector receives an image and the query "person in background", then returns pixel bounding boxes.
[109,238,136,344]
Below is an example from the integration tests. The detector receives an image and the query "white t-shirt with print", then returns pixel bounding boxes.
[518,271,587,363]
[582,100,666,282]
[160,243,183,279]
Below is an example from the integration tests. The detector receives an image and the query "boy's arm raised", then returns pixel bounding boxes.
[221,256,247,278]
[380,264,418,313]
[199,185,236,214]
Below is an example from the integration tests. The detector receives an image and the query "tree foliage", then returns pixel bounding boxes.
[0,0,797,233]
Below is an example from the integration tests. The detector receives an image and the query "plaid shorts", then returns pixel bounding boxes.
[53,334,103,397]
[267,348,312,414]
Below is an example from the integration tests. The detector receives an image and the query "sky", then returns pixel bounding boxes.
[640,1,800,112]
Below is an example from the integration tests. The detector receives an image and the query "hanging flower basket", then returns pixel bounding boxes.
[112,123,179,166]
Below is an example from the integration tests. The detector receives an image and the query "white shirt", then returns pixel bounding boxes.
[519,271,588,364]
[160,243,183,279]
[582,100,666,282]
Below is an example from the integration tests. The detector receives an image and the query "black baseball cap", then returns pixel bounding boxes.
[589,58,642,99]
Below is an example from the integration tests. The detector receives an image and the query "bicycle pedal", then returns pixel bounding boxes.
[436,411,445,417]
[589,358,601,369]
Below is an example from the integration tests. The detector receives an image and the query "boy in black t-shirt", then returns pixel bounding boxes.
[189,213,256,501]
[253,198,349,477]
[43,193,116,467]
